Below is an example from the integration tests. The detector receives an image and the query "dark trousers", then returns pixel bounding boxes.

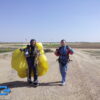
[26,57,38,82]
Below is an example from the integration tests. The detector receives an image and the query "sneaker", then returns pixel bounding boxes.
[33,81,39,87]
[27,79,32,84]
[61,82,66,86]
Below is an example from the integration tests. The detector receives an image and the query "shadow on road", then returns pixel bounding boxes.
[0,81,61,88]
[40,81,61,86]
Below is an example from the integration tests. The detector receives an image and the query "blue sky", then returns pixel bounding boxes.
[0,0,100,42]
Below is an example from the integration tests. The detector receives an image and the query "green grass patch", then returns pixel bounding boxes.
[0,48,16,53]
[43,43,60,48]
[11,45,26,47]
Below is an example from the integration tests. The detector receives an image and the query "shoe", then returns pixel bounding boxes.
[33,81,39,87]
[61,82,66,86]
[27,79,32,84]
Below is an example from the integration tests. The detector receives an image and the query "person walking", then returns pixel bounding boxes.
[20,39,40,87]
[55,39,74,86]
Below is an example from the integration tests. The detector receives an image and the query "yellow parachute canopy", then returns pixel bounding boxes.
[11,42,49,78]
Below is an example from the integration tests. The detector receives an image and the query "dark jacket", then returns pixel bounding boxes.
[21,45,40,65]
[55,46,74,65]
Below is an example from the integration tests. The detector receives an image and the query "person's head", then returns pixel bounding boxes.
[30,39,36,46]
[60,39,66,46]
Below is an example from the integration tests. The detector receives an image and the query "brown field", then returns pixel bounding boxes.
[0,43,100,100]
[0,42,100,49]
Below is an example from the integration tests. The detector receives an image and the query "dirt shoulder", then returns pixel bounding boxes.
[0,50,100,100]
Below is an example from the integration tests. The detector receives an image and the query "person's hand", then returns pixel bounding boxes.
[55,49,59,56]
[20,49,23,52]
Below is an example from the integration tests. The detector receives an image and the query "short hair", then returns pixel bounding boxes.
[61,39,66,43]
[30,39,36,44]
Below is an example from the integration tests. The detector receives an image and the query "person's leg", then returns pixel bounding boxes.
[59,64,63,82]
[33,65,38,82]
[62,64,67,83]
[59,64,68,85]
[30,57,38,85]
[26,58,32,83]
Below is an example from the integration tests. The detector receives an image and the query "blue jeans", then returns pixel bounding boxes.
[59,64,68,83]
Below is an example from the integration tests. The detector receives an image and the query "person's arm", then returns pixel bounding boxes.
[20,48,25,52]
[55,49,60,56]
[34,47,40,57]
[34,48,41,65]
[36,49,40,56]
[68,46,74,55]
[20,45,29,52]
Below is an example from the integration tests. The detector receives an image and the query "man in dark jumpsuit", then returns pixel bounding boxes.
[21,39,39,86]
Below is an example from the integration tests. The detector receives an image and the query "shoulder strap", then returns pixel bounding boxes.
[66,45,69,49]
